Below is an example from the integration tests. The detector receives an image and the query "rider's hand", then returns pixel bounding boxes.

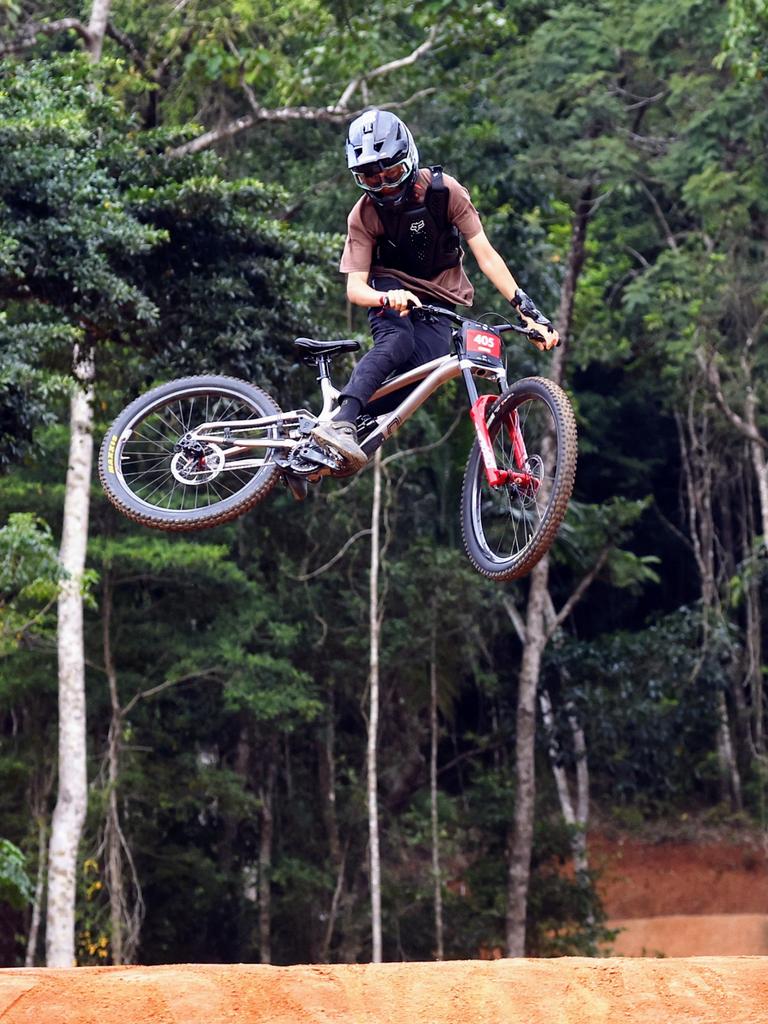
[383,289,422,317]
[520,317,560,352]
[510,289,559,351]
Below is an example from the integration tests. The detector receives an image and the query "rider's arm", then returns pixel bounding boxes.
[346,271,421,317]
[466,229,559,351]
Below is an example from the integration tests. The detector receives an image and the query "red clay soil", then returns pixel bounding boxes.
[590,830,768,957]
[591,832,768,918]
[3,831,767,1022]
[1,958,767,1024]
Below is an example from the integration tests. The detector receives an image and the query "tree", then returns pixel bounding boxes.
[1,47,335,963]
[47,0,112,966]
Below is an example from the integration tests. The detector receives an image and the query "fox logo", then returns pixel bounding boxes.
[410,220,426,234]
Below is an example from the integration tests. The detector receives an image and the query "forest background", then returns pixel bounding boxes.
[1,0,767,970]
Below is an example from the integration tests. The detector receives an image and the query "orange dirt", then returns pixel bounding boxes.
[1,958,767,1024]
[589,830,768,957]
[592,832,768,918]
[3,830,767,1021]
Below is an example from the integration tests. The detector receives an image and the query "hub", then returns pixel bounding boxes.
[170,442,225,486]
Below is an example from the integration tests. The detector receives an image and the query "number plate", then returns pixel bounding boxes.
[463,324,503,366]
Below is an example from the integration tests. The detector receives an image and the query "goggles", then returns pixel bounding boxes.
[352,159,412,192]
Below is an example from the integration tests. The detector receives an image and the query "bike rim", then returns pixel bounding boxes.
[470,395,559,565]
[115,387,278,514]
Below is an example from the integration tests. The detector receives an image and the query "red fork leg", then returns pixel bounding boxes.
[470,396,535,489]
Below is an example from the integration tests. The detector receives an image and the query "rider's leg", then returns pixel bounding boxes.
[354,291,454,416]
[336,277,454,410]
[312,276,416,466]
[338,304,417,408]
[312,277,452,464]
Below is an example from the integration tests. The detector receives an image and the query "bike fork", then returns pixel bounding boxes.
[469,394,535,489]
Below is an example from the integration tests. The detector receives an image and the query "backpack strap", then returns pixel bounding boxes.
[373,198,399,246]
[425,166,449,228]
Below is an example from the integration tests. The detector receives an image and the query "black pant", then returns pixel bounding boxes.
[341,276,454,414]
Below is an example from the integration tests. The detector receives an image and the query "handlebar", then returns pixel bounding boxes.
[380,299,548,342]
[378,296,555,345]
[413,302,531,336]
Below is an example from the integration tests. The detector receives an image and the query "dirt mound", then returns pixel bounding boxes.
[608,914,768,957]
[1,959,767,1024]
[592,832,768,918]
[589,829,768,957]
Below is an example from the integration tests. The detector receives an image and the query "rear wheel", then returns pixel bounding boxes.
[99,375,284,530]
[460,376,577,581]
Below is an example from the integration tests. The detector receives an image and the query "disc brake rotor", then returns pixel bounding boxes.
[170,443,225,486]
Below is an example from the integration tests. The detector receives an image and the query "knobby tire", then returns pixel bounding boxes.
[99,375,283,531]
[460,376,577,581]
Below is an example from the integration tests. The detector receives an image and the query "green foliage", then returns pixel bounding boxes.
[1,0,766,967]
[555,497,660,590]
[0,52,337,463]
[526,820,617,958]
[0,512,62,655]
[0,839,32,911]
[550,606,726,809]
[716,0,768,78]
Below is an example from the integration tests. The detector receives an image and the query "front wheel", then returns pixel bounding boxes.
[461,376,577,581]
[99,375,284,530]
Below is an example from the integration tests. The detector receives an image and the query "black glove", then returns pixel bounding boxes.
[510,289,554,332]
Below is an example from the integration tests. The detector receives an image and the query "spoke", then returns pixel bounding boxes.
[122,445,172,459]
[122,467,175,484]
[153,404,179,435]
[166,476,179,509]
[118,387,276,511]
[134,414,178,443]
[122,455,175,473]
[140,475,176,506]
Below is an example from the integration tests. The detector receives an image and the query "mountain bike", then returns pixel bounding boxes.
[99,305,577,581]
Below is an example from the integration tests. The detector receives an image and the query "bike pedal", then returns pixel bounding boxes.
[301,444,342,469]
[283,472,309,502]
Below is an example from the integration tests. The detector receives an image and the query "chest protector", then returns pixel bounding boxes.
[372,167,462,279]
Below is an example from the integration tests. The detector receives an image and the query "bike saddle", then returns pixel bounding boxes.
[294,338,361,360]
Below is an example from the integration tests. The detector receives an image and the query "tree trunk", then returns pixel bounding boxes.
[676,400,743,807]
[318,693,345,963]
[539,690,590,878]
[102,574,123,964]
[367,450,383,962]
[505,186,594,957]
[258,752,277,964]
[429,628,444,960]
[25,812,48,967]
[46,0,112,968]
[86,0,111,61]
[506,558,549,956]
[47,367,93,967]
[744,561,765,758]
[716,691,742,810]
[551,185,593,387]
[742,372,768,544]
[101,573,143,965]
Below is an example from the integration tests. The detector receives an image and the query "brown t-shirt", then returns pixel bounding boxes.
[339,169,484,307]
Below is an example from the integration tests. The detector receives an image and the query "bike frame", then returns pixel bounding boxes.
[189,308,538,489]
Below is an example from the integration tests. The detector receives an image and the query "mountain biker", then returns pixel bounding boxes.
[312,107,560,470]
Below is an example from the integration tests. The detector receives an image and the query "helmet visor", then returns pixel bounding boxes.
[353,159,412,192]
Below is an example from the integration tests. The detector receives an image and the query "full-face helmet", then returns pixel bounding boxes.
[345,108,419,208]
